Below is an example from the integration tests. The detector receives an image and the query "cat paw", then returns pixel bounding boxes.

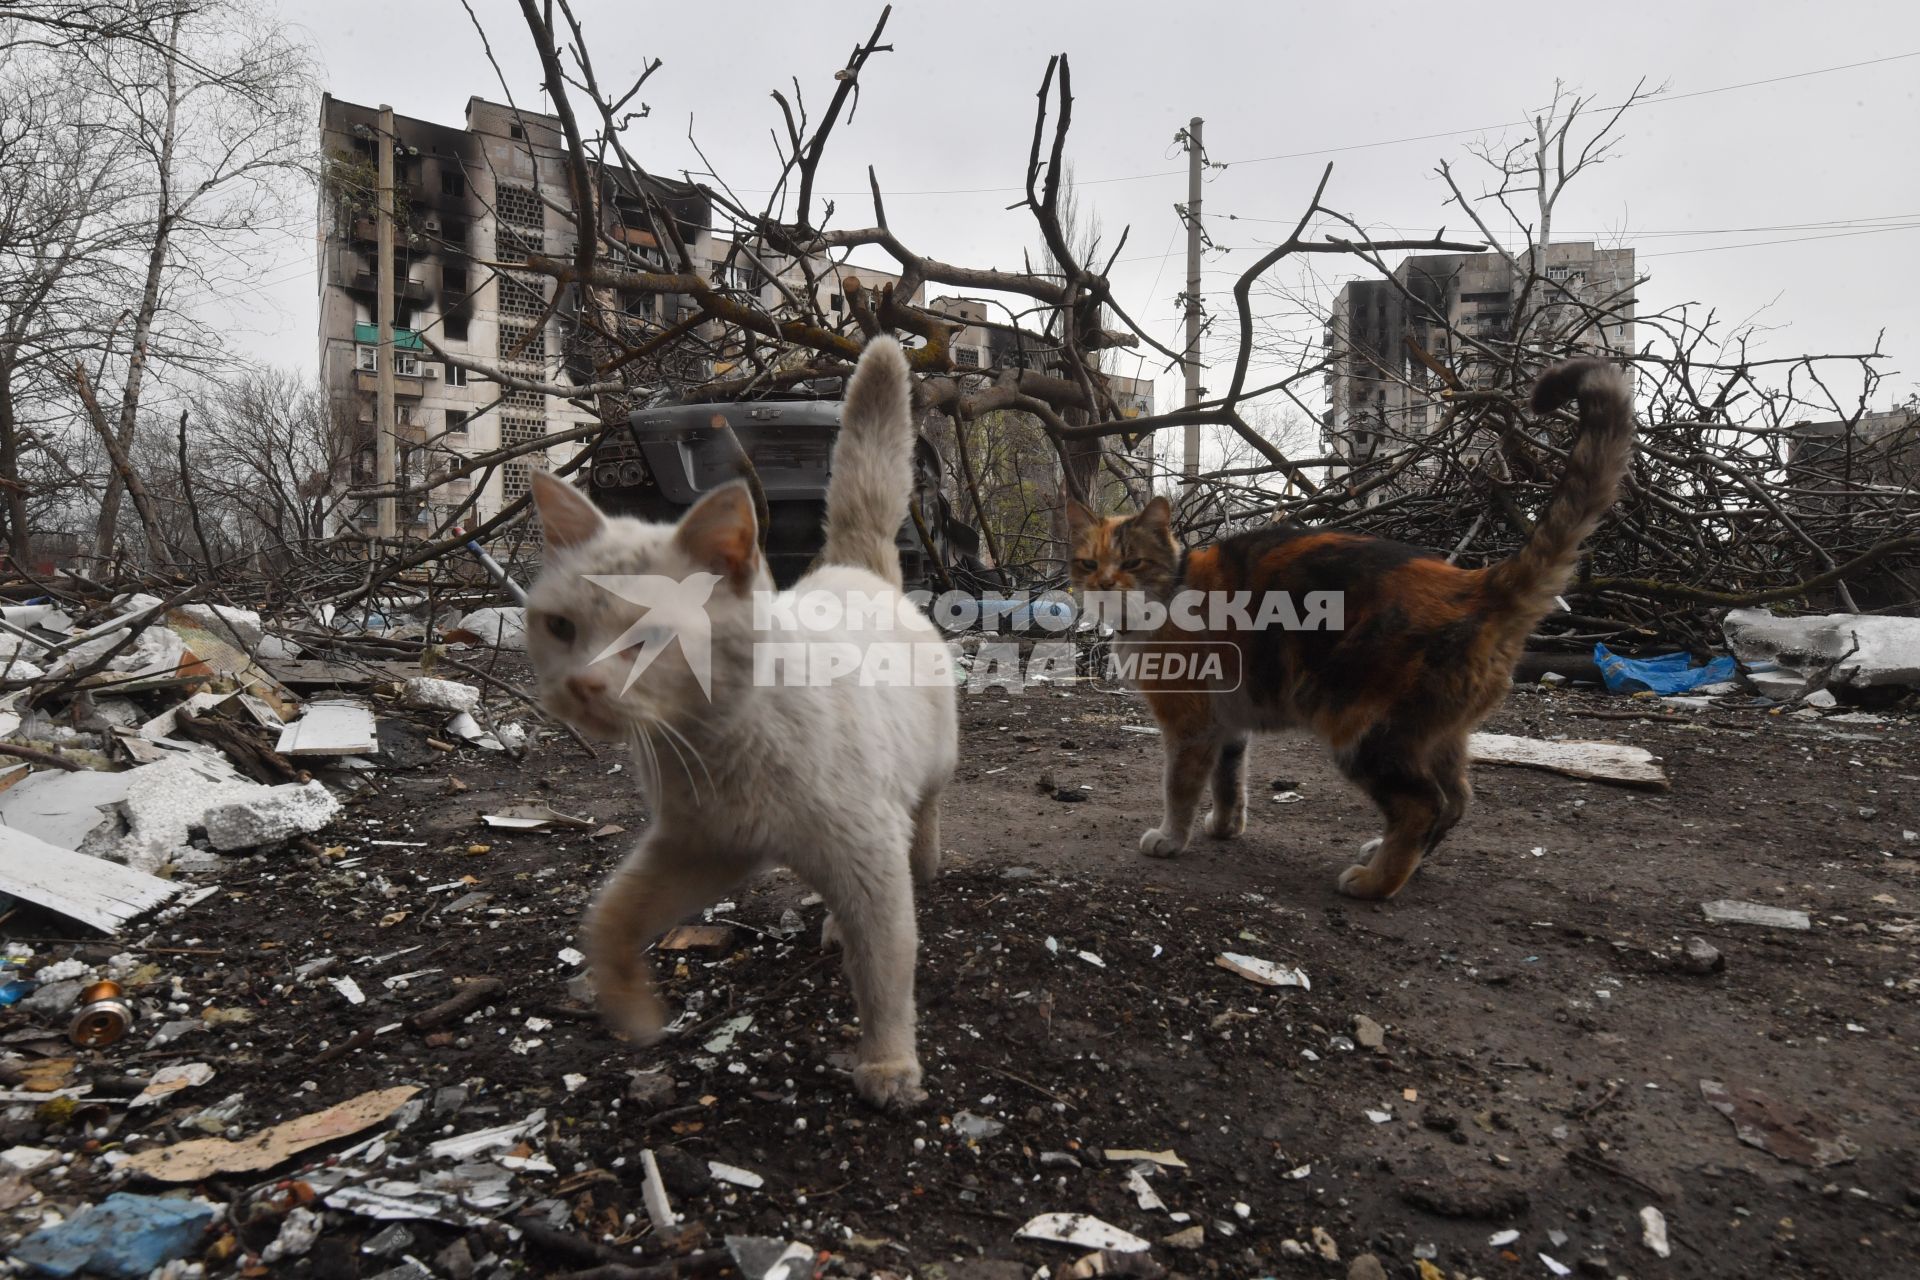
[1204,807,1246,839]
[853,1058,927,1111]
[597,984,668,1044]
[1139,827,1185,858]
[1336,863,1391,900]
[819,912,843,951]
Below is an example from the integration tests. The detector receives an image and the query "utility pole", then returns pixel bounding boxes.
[1181,116,1204,481]
[375,105,398,540]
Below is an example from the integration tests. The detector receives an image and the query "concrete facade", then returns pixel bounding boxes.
[1323,243,1636,478]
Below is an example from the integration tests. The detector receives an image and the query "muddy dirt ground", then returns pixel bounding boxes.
[4,672,1918,1279]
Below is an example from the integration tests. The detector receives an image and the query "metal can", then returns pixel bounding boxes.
[69,980,132,1048]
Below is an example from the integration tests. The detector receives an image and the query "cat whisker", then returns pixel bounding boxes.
[651,716,714,796]
[648,719,707,802]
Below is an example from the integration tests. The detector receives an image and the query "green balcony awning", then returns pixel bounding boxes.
[352,323,426,352]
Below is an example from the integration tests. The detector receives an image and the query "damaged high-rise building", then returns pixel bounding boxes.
[315,94,713,535]
[1322,243,1637,489]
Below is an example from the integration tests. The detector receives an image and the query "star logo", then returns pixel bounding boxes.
[582,572,723,698]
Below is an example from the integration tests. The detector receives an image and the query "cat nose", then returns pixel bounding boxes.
[566,672,609,701]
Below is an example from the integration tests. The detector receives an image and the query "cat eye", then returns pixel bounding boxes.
[1072,559,1098,572]
[544,614,577,644]
[1121,558,1146,571]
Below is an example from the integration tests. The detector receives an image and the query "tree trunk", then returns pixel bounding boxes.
[0,363,32,565]
[90,11,183,563]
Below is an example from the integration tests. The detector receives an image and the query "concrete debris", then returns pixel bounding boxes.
[1468,732,1670,791]
[1701,899,1812,931]
[400,676,482,715]
[725,1235,814,1280]
[202,780,342,851]
[1640,1205,1671,1257]
[1725,608,1920,688]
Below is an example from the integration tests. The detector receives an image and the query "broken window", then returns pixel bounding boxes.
[441,169,465,198]
[446,409,470,438]
[395,350,420,377]
[355,345,376,372]
[443,313,469,344]
[442,264,469,294]
[445,363,468,387]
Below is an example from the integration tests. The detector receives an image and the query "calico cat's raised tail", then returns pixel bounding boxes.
[1069,357,1636,902]
[1482,358,1636,645]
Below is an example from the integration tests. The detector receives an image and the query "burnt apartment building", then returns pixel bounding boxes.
[316,94,712,534]
[1323,243,1636,484]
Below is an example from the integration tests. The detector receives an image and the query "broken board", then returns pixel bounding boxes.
[0,822,189,932]
[275,699,378,756]
[263,658,421,689]
[1467,732,1669,791]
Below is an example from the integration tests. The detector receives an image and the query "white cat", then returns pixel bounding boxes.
[525,336,957,1109]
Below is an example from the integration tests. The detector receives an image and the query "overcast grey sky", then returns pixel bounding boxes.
[231,0,1920,419]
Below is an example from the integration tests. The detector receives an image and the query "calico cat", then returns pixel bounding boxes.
[1068,358,1635,900]
[525,336,957,1109]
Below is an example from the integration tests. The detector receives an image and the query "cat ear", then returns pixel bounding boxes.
[1064,492,1098,533]
[1132,495,1173,536]
[530,470,605,550]
[673,481,759,588]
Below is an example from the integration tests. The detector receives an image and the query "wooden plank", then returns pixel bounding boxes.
[1468,732,1670,791]
[0,822,188,932]
[276,699,378,756]
[263,658,418,689]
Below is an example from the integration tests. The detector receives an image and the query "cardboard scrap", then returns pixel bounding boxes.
[659,924,737,953]
[481,803,594,831]
[1699,1079,1856,1168]
[1102,1148,1188,1169]
[1467,732,1669,791]
[121,1086,419,1182]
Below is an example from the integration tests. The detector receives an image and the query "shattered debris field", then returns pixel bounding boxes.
[5,673,1919,1279]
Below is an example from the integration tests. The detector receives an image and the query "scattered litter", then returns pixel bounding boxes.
[1076,950,1106,968]
[639,1148,679,1229]
[261,1206,324,1263]
[11,1191,217,1279]
[427,1109,546,1161]
[1271,790,1305,804]
[1365,1109,1393,1124]
[703,1159,765,1190]
[660,924,736,952]
[1724,609,1920,688]
[1017,1212,1152,1253]
[952,1111,1005,1141]
[1701,899,1811,931]
[1640,1205,1671,1257]
[481,803,594,831]
[275,698,379,756]
[1468,732,1669,791]
[1215,952,1310,989]
[1539,1253,1571,1277]
[1594,643,1738,695]
[121,1086,419,1181]
[331,976,367,1005]
[1699,1078,1857,1167]
[129,1062,215,1109]
[725,1235,813,1280]
[1489,1228,1520,1246]
[703,1014,754,1054]
[1103,1148,1187,1169]
[1124,1166,1165,1211]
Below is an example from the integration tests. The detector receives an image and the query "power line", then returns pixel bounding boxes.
[765,49,1920,198]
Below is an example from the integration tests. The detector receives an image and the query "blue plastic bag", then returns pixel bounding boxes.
[1593,642,1738,695]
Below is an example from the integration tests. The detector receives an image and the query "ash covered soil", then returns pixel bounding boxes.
[5,675,1919,1279]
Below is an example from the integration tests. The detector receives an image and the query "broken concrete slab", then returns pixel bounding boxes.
[1468,733,1669,791]
[400,676,481,715]
[1724,608,1920,688]
[111,752,268,872]
[276,699,378,756]
[1701,900,1811,931]
[0,822,191,932]
[203,780,341,852]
